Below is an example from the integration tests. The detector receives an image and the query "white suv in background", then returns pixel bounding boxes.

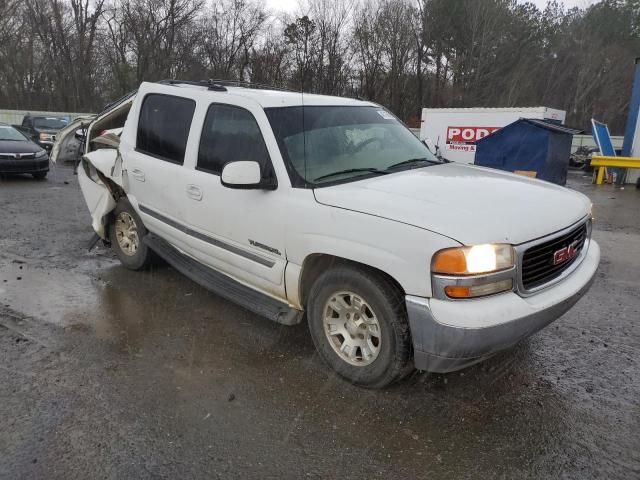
[52,80,600,388]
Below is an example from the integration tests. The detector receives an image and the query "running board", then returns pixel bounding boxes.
[144,234,302,326]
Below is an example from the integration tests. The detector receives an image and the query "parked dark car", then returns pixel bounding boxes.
[13,114,69,152]
[0,123,49,179]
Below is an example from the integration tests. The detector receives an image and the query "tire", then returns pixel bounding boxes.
[307,265,412,388]
[109,198,154,270]
[32,172,47,180]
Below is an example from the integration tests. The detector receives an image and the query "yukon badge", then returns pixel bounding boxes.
[553,241,579,265]
[249,239,281,256]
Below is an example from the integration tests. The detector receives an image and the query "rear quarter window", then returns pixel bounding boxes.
[136,94,196,164]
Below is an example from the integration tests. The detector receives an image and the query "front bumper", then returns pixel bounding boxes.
[407,240,600,372]
[0,157,50,174]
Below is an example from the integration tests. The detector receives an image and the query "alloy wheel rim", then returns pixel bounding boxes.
[323,291,381,367]
[115,212,139,256]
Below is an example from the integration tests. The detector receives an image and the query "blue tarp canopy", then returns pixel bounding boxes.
[474,118,581,185]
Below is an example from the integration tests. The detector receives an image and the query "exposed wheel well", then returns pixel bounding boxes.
[95,171,127,242]
[98,173,126,202]
[299,254,406,309]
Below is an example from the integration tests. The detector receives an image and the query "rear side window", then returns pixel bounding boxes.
[137,94,196,164]
[197,104,271,175]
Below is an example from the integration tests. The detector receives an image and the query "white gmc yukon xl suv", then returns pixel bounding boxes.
[53,80,600,388]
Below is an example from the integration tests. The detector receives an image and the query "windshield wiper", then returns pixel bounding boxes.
[313,168,390,182]
[385,157,440,171]
[313,158,440,182]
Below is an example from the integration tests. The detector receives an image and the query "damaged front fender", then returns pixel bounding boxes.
[77,146,127,240]
[78,158,116,240]
[73,94,134,240]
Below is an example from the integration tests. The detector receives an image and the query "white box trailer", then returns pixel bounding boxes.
[420,107,567,164]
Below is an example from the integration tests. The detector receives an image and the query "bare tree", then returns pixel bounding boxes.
[21,0,105,111]
[306,0,352,95]
[284,15,318,90]
[249,30,291,87]
[119,0,201,83]
[379,0,416,115]
[352,2,386,100]
[1,0,638,132]
[200,0,267,80]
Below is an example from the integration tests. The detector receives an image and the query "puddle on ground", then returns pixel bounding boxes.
[0,255,287,353]
[0,260,100,327]
[0,257,163,344]
[0,252,633,477]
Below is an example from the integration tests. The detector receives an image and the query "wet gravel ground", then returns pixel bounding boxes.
[1,165,639,479]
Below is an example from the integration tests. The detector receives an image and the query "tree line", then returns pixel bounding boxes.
[1,0,638,132]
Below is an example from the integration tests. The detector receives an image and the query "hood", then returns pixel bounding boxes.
[0,140,42,154]
[50,116,94,164]
[313,163,591,245]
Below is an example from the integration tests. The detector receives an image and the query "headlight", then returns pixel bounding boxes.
[35,150,47,158]
[431,244,516,299]
[432,244,514,275]
[39,132,54,142]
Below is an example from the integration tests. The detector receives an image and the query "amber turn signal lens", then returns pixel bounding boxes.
[432,248,467,274]
[444,285,471,298]
[444,279,513,299]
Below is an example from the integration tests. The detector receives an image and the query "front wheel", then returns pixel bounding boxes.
[32,172,47,180]
[109,198,154,270]
[307,265,413,388]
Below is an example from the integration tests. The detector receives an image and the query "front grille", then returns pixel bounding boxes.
[0,158,49,172]
[521,222,588,290]
[0,153,36,160]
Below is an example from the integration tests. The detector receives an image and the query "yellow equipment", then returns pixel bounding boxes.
[590,155,640,185]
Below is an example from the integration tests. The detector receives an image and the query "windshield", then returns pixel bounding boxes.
[34,117,68,130]
[266,106,439,186]
[0,125,28,141]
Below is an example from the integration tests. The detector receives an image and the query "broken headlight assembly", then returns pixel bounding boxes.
[431,244,516,299]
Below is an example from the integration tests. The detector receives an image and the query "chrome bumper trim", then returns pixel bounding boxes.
[408,240,599,373]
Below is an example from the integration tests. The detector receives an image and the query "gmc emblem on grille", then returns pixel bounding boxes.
[553,241,579,265]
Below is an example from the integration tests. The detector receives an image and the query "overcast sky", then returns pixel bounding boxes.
[265,0,599,14]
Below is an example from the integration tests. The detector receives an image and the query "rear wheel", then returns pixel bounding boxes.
[307,265,412,388]
[32,172,47,180]
[109,198,154,270]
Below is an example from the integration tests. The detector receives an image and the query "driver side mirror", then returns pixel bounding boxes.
[221,161,276,190]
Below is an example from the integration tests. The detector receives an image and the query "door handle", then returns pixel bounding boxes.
[186,184,203,201]
[130,168,145,182]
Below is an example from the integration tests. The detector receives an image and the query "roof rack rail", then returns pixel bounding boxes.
[158,78,298,93]
[158,79,227,91]
[206,79,299,93]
